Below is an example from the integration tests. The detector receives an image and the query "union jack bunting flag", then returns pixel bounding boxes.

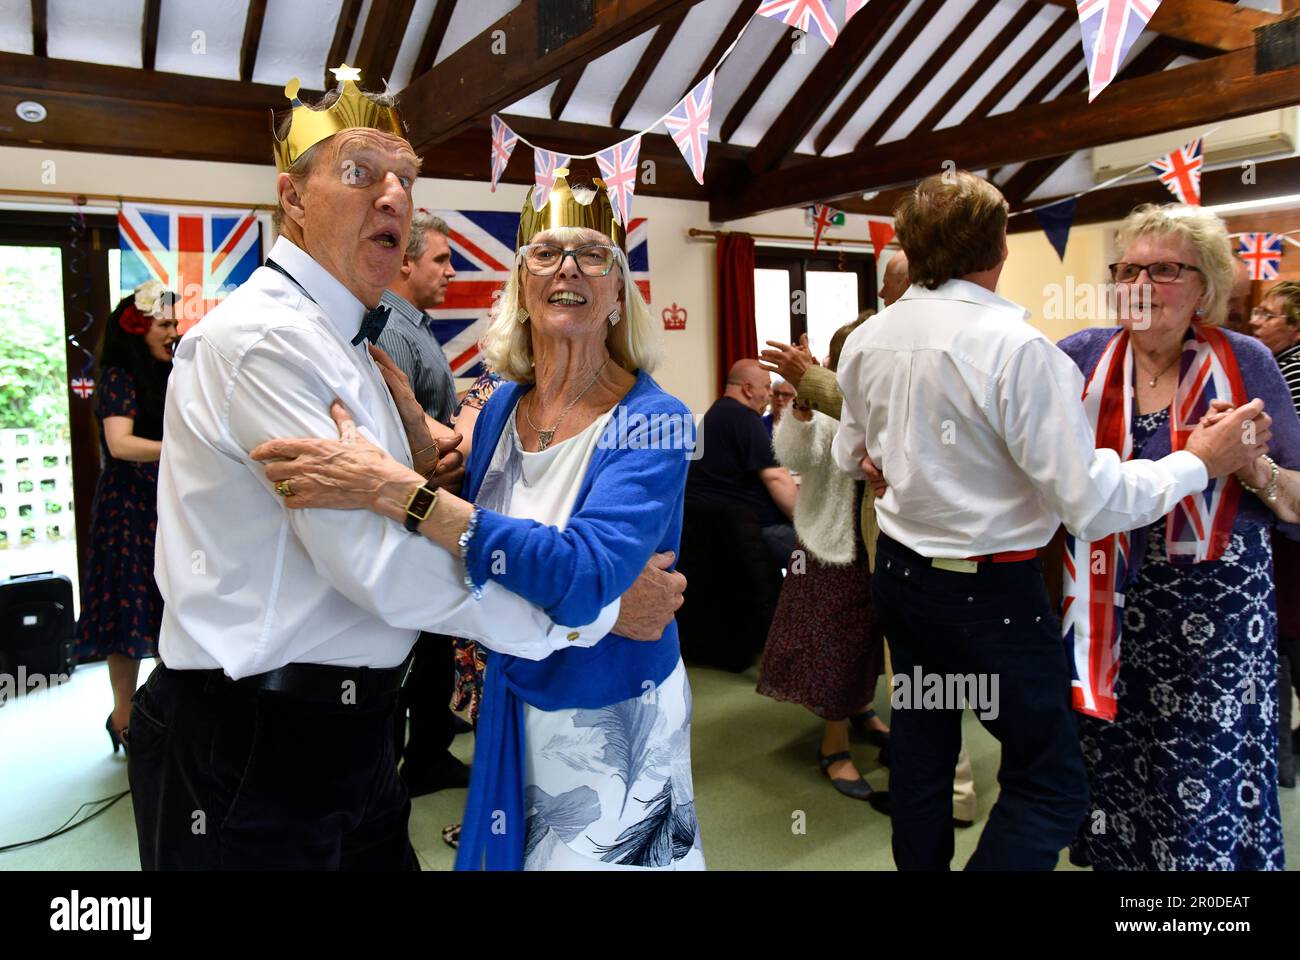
[845,0,871,24]
[427,211,653,381]
[664,73,713,186]
[1148,136,1203,205]
[1238,233,1284,282]
[1076,0,1162,102]
[810,202,838,251]
[489,115,519,192]
[756,0,839,46]
[596,135,641,225]
[532,149,572,211]
[118,203,262,335]
[70,377,95,400]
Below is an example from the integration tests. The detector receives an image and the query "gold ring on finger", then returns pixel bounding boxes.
[275,478,295,497]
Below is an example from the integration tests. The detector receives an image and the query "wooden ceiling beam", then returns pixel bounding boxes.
[239,0,268,83]
[1023,0,1281,52]
[718,32,794,143]
[962,7,1073,124]
[710,47,1300,220]
[32,0,47,57]
[745,0,909,173]
[911,0,1041,134]
[401,0,707,151]
[611,10,688,129]
[353,0,418,85]
[854,0,999,150]
[678,0,761,101]
[325,0,365,89]
[141,0,161,70]
[812,0,945,155]
[411,0,458,77]
[550,66,585,120]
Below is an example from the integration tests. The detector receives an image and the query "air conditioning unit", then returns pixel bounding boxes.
[1091,109,1297,182]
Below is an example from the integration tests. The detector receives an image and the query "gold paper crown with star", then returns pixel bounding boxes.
[272,64,406,172]
[518,169,626,251]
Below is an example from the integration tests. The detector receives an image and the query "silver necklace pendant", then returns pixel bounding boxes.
[536,430,555,451]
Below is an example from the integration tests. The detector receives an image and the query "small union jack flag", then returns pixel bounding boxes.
[757,0,839,46]
[845,0,871,24]
[810,203,838,251]
[532,149,571,211]
[596,135,641,225]
[1149,137,1203,206]
[489,115,518,193]
[1238,233,1284,282]
[1076,0,1162,102]
[70,377,95,399]
[664,73,713,186]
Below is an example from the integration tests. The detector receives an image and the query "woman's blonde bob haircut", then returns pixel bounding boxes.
[1115,203,1234,326]
[481,224,662,383]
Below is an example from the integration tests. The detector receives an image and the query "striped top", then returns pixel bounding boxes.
[377,289,458,425]
[1276,343,1300,416]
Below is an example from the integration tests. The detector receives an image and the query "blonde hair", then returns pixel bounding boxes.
[481,226,662,382]
[1115,203,1234,326]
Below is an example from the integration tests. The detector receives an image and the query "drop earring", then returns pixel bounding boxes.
[517,308,529,324]
[608,307,621,327]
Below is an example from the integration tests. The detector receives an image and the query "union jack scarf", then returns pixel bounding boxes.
[1063,324,1245,720]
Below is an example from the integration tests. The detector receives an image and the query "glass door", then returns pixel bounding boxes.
[0,245,79,613]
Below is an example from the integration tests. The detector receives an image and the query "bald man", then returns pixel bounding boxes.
[686,359,798,567]
[1224,257,1253,335]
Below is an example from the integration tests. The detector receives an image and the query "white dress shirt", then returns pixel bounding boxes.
[831,279,1208,558]
[155,237,617,679]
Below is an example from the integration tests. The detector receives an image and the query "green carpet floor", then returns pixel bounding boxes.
[2,660,1297,870]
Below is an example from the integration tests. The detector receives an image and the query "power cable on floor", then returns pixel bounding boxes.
[0,790,130,854]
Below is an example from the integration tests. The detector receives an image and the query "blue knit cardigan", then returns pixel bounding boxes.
[454,368,691,870]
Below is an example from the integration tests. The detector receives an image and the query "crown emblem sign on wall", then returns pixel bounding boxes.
[662,303,687,331]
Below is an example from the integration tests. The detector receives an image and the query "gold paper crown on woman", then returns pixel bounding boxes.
[518,169,626,251]
[272,65,405,172]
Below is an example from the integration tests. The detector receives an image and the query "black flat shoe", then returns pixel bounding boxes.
[817,750,887,811]
[106,716,128,756]
[849,709,891,748]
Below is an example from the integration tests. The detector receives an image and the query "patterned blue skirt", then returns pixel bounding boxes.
[1075,521,1284,870]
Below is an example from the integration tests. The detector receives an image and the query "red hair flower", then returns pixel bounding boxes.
[118,304,152,336]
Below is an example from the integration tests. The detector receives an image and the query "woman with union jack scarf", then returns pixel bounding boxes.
[1059,204,1300,871]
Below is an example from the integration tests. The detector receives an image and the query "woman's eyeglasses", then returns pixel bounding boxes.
[519,242,618,277]
[1108,261,1202,284]
[1251,307,1287,322]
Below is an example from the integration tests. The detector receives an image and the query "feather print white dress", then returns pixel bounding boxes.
[484,410,705,871]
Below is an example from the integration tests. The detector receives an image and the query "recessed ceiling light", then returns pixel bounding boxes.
[16,101,46,123]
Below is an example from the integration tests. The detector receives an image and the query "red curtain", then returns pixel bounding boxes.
[716,232,757,395]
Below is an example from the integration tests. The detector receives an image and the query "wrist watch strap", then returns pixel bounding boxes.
[404,484,438,532]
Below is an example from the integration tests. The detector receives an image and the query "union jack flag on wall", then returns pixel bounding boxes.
[428,210,653,381]
[118,203,262,335]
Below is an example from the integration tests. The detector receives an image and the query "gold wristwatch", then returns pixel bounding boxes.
[404,483,439,532]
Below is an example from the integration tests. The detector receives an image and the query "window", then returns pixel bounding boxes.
[754,250,875,363]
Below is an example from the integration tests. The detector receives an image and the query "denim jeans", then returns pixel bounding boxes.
[872,533,1089,870]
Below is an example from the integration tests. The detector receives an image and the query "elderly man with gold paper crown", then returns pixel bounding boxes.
[247,105,705,872]
[129,67,688,871]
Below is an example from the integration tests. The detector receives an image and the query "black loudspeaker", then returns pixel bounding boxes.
[0,571,76,689]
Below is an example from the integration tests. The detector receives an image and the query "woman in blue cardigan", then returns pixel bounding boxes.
[251,174,703,871]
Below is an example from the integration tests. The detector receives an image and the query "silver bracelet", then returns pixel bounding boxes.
[458,506,484,600]
[1239,455,1280,503]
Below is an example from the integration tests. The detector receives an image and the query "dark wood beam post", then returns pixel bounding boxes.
[239,0,268,83]
[325,0,365,89]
